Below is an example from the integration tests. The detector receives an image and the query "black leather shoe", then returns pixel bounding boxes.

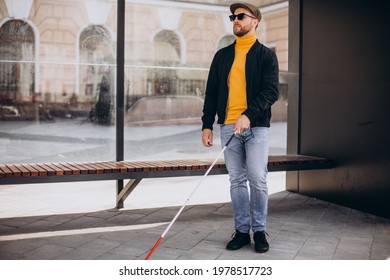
[226,230,250,250]
[253,231,269,253]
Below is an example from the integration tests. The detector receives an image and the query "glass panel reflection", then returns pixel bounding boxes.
[123,1,288,161]
[0,0,288,164]
[0,0,117,164]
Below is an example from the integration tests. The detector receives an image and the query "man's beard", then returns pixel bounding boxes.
[233,24,252,37]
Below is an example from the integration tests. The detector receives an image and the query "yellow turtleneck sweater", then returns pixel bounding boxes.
[225,34,256,124]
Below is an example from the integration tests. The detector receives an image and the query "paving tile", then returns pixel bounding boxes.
[86,209,122,219]
[332,248,369,260]
[17,219,63,233]
[43,213,85,223]
[216,245,256,260]
[51,216,105,231]
[267,240,304,252]
[161,228,212,250]
[106,212,145,225]
[100,230,142,243]
[305,232,340,245]
[214,203,233,216]
[0,250,21,260]
[22,244,74,260]
[369,247,390,260]
[140,208,180,224]
[0,216,45,228]
[186,215,229,231]
[0,224,16,234]
[0,239,48,255]
[54,247,107,260]
[177,247,221,260]
[80,237,122,252]
[179,204,221,221]
[47,232,103,248]
[109,232,157,258]
[295,240,337,260]
[144,246,187,260]
[204,228,233,243]
[0,191,389,260]
[95,252,138,260]
[337,236,373,252]
[254,248,297,260]
[372,232,390,250]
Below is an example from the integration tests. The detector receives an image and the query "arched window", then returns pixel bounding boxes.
[0,20,35,102]
[149,30,182,96]
[79,25,113,99]
[153,30,181,66]
[79,25,114,125]
[218,35,235,50]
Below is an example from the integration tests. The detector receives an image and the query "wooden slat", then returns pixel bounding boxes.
[0,155,332,181]
[162,160,179,171]
[43,163,64,176]
[51,163,72,175]
[76,162,98,174]
[126,161,149,172]
[185,159,202,170]
[129,161,147,172]
[114,161,131,173]
[173,159,196,170]
[86,162,106,174]
[60,163,81,175]
[94,162,113,173]
[139,161,157,172]
[119,162,136,172]
[22,164,39,176]
[13,164,31,177]
[123,161,146,172]
[5,164,21,177]
[99,162,120,173]
[29,164,48,176]
[0,164,13,177]
[197,159,214,170]
[150,160,166,171]
[36,163,56,176]
[65,162,88,175]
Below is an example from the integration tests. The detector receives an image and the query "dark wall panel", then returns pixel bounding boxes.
[297,0,390,217]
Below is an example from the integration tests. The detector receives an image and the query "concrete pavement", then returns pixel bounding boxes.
[0,120,389,260]
[0,190,389,260]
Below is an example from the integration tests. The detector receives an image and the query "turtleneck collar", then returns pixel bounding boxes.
[235,33,257,48]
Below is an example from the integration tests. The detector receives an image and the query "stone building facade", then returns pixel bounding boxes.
[0,0,288,121]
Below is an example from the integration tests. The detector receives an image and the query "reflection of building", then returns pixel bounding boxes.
[0,0,288,112]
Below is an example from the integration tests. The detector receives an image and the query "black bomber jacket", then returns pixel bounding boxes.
[201,40,279,130]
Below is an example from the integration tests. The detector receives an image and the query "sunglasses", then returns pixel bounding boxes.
[229,13,257,22]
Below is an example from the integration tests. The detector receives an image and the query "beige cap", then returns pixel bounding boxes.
[230,2,262,21]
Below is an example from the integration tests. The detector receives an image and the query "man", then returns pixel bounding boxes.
[201,2,279,253]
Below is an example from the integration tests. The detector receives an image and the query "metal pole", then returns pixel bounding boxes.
[116,0,125,207]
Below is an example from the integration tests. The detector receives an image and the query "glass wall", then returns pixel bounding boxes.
[122,1,289,161]
[0,0,288,164]
[0,0,118,164]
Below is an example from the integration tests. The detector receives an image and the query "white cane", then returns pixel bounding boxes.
[144,133,235,260]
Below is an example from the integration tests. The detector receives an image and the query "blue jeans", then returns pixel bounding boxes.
[221,124,269,233]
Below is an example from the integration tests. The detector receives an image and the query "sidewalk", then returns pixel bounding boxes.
[0,190,389,260]
[0,121,389,260]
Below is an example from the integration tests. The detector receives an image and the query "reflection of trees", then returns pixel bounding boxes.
[0,20,35,102]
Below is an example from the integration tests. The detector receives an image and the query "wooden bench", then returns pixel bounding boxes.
[0,155,333,208]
